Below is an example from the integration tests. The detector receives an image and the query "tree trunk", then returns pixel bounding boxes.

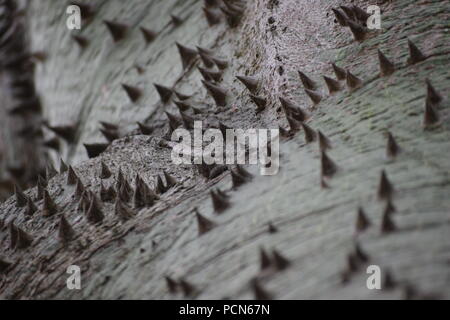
[0,0,449,299]
[0,0,46,199]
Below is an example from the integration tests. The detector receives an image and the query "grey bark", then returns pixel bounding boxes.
[0,0,46,198]
[0,0,449,299]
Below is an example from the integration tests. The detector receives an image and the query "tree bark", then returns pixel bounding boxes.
[0,0,449,299]
[0,0,46,199]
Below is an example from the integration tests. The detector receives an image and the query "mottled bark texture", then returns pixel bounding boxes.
[0,0,449,299]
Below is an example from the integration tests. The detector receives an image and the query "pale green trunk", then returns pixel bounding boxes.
[0,0,449,299]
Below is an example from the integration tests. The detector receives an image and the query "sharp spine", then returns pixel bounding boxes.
[180,111,195,129]
[118,183,132,203]
[204,0,219,7]
[301,122,316,143]
[352,5,370,22]
[383,269,396,289]
[46,124,77,143]
[236,165,252,179]
[211,56,228,70]
[220,6,243,28]
[318,131,332,151]
[202,80,227,106]
[323,76,341,94]
[377,170,394,200]
[298,71,317,90]
[103,20,128,42]
[25,196,38,216]
[84,143,109,158]
[305,89,322,105]
[140,27,157,43]
[211,189,230,213]
[381,207,396,233]
[0,258,12,273]
[356,207,371,232]
[407,39,426,64]
[122,84,142,103]
[331,63,347,80]
[287,116,300,132]
[279,125,290,138]
[100,128,119,142]
[165,276,178,294]
[72,35,89,49]
[77,191,90,212]
[67,166,78,185]
[209,165,228,179]
[425,79,443,105]
[236,75,260,93]
[384,199,397,216]
[249,94,266,112]
[74,178,85,199]
[14,184,27,207]
[230,169,248,189]
[100,122,119,131]
[422,101,437,131]
[250,278,273,300]
[43,137,60,151]
[9,222,18,250]
[46,163,58,180]
[347,254,359,272]
[347,20,367,42]
[198,52,215,68]
[260,247,272,270]
[332,8,349,26]
[198,67,223,82]
[174,100,191,112]
[354,242,369,263]
[86,194,104,224]
[165,111,181,131]
[321,151,337,178]
[100,183,116,202]
[36,178,45,200]
[15,226,33,249]
[195,208,215,235]
[268,222,278,233]
[42,190,58,217]
[154,84,173,103]
[133,176,157,208]
[58,214,75,243]
[279,97,309,122]
[346,70,362,90]
[386,132,400,159]
[171,15,183,26]
[179,279,196,297]
[100,162,112,179]
[59,158,68,173]
[163,170,177,190]
[203,7,222,26]
[137,122,154,135]
[176,42,198,70]
[272,249,290,270]
[115,198,135,221]
[38,175,48,187]
[378,50,395,76]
